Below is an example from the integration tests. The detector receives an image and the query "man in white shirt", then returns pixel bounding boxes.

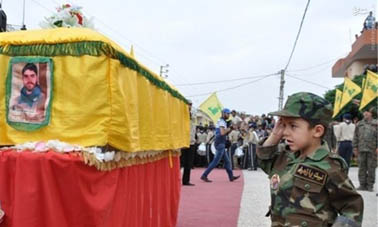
[248,126,259,170]
[231,110,242,127]
[228,125,241,169]
[205,127,215,165]
[195,128,208,166]
[335,113,355,169]
[197,128,208,144]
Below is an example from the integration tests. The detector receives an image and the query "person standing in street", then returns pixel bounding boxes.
[200,108,240,182]
[205,127,215,166]
[353,107,378,192]
[195,127,208,167]
[333,122,341,152]
[182,102,197,186]
[231,110,242,127]
[228,124,240,169]
[324,121,337,153]
[335,113,355,170]
[248,125,259,170]
[241,128,251,170]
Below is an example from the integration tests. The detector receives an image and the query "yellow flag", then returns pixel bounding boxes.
[199,93,223,123]
[359,70,378,110]
[339,77,361,111]
[332,89,343,118]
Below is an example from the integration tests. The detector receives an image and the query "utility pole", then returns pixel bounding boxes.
[159,64,169,78]
[278,69,285,110]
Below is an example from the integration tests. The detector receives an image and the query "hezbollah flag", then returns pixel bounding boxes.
[332,89,343,118]
[199,93,223,123]
[339,77,361,111]
[359,70,378,110]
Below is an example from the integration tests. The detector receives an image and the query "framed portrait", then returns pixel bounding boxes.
[6,57,53,131]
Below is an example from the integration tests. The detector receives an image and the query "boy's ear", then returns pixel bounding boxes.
[313,124,325,138]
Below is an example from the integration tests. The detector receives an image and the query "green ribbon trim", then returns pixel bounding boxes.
[6,57,53,131]
[0,41,189,104]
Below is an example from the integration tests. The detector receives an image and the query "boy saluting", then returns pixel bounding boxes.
[257,92,363,227]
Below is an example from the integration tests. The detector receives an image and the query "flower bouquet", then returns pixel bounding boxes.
[40,3,94,29]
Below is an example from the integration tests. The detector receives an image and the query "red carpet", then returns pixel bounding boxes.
[177,168,244,227]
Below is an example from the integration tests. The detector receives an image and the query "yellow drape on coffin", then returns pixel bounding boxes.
[0,28,190,152]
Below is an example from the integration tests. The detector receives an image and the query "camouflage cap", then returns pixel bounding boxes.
[269,92,333,126]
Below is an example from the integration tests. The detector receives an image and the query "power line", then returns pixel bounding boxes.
[176,72,279,86]
[60,0,169,70]
[79,2,198,91]
[290,63,334,77]
[286,74,331,90]
[288,61,333,73]
[30,0,55,13]
[52,0,191,89]
[53,0,255,94]
[73,1,204,93]
[287,54,346,72]
[67,0,182,82]
[92,17,166,65]
[166,69,205,96]
[278,0,311,110]
[284,0,311,71]
[83,15,167,65]
[50,0,171,75]
[50,0,61,5]
[186,73,278,97]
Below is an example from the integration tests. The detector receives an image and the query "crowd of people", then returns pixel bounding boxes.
[187,110,277,172]
[180,104,279,185]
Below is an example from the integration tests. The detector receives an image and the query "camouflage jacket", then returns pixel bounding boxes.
[257,141,363,227]
[323,124,337,151]
[353,119,377,152]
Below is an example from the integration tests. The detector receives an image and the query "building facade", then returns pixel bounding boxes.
[332,28,377,79]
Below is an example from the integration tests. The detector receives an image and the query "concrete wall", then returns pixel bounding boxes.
[346,59,377,79]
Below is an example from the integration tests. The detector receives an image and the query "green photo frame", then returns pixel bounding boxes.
[6,57,54,131]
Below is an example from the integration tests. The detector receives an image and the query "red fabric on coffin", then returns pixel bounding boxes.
[0,150,181,227]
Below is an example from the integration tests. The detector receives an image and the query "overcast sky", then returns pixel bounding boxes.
[2,0,377,115]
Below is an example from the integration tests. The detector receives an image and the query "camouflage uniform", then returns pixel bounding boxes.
[352,117,377,191]
[257,92,363,227]
[324,122,337,152]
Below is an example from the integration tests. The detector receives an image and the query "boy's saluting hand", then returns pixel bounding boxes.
[263,118,284,146]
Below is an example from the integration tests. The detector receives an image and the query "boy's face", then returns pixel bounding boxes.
[280,117,317,153]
